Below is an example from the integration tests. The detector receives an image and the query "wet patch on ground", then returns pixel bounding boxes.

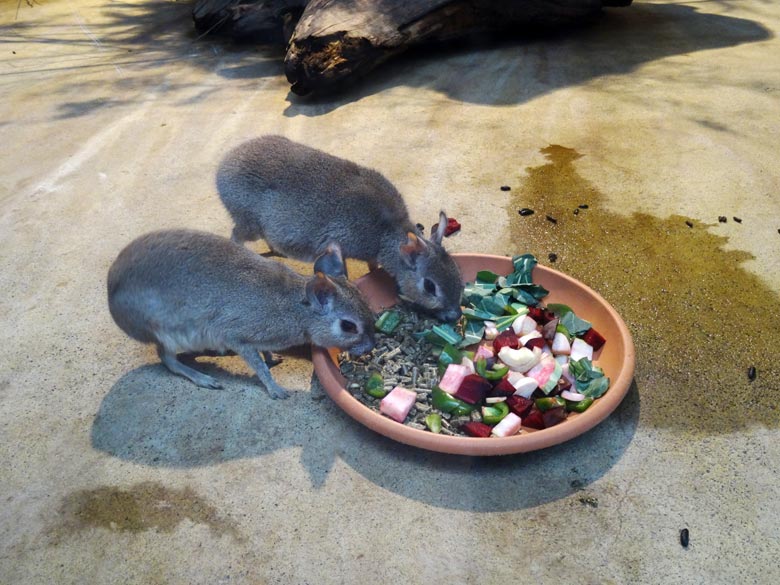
[52,482,241,542]
[507,145,779,433]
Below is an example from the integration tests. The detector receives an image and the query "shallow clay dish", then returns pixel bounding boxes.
[312,254,636,456]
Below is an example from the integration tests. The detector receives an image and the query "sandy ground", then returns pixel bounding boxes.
[1,1,779,583]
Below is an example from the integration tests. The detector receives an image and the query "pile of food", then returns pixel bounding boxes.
[338,254,609,438]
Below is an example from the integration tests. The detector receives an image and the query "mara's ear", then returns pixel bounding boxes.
[305,272,337,314]
[314,243,346,278]
[431,210,447,245]
[399,231,427,268]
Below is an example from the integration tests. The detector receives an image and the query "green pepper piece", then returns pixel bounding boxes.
[425,413,442,434]
[364,372,387,398]
[475,358,510,381]
[565,397,594,413]
[374,310,402,334]
[535,396,566,411]
[431,387,475,415]
[482,401,509,424]
[438,343,463,375]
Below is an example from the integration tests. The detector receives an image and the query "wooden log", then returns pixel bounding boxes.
[284,0,633,95]
[192,0,308,42]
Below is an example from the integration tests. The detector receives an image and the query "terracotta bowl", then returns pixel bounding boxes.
[312,254,636,456]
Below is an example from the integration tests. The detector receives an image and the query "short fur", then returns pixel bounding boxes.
[107,229,375,398]
[216,135,463,322]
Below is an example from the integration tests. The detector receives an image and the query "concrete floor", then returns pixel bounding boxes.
[1,0,779,583]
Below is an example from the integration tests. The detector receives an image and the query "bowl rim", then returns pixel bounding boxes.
[312,253,636,456]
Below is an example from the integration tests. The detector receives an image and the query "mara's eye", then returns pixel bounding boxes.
[423,278,437,296]
[340,320,358,334]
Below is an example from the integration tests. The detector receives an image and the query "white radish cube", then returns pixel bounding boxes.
[570,338,594,362]
[484,325,499,340]
[561,389,586,402]
[461,356,476,374]
[507,373,538,398]
[379,387,417,422]
[497,346,540,372]
[512,315,538,335]
[491,413,523,437]
[485,396,507,404]
[474,344,494,362]
[519,330,543,345]
[551,332,571,355]
[554,355,569,366]
[526,355,557,388]
[438,364,470,395]
[561,362,575,385]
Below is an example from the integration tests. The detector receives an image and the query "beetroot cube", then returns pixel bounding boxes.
[506,395,534,418]
[490,377,517,397]
[541,406,568,428]
[528,306,556,325]
[523,408,545,429]
[582,327,606,351]
[462,421,493,438]
[492,329,520,353]
[524,337,546,351]
[453,374,492,405]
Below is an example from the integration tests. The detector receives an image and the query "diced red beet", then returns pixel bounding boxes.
[541,406,568,428]
[453,374,492,405]
[462,421,493,438]
[489,377,517,397]
[582,327,606,351]
[523,408,545,429]
[524,337,546,351]
[492,329,520,353]
[506,395,534,418]
[528,306,556,324]
[557,376,572,392]
[431,218,462,237]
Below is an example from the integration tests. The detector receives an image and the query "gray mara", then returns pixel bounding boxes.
[107,230,375,398]
[216,135,463,322]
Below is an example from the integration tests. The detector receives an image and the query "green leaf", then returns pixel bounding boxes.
[547,303,574,317]
[581,376,610,399]
[494,314,519,332]
[476,270,500,283]
[432,324,463,346]
[511,254,538,284]
[462,307,494,321]
[560,311,592,337]
[569,357,610,398]
[459,320,484,348]
[478,296,506,317]
[462,282,496,306]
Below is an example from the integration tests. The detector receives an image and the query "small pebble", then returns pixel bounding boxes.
[748,366,756,381]
[548,253,558,263]
[578,204,589,209]
[718,216,727,223]
[685,220,693,228]
[500,185,511,191]
[546,215,558,224]
[518,208,535,216]
[680,528,689,548]
[733,216,742,223]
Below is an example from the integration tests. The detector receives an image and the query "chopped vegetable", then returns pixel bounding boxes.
[425,413,442,433]
[431,387,475,415]
[581,327,606,351]
[506,373,539,398]
[375,310,402,334]
[523,409,545,429]
[535,396,566,411]
[506,395,534,418]
[492,329,520,353]
[364,372,387,398]
[432,323,463,346]
[438,363,470,395]
[475,358,509,381]
[570,338,594,362]
[462,421,493,438]
[561,389,586,402]
[565,397,594,413]
[541,406,568,427]
[482,401,510,424]
[491,412,523,437]
[497,346,540,372]
[452,374,492,405]
[379,386,417,422]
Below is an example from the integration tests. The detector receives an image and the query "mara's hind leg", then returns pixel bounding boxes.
[157,345,223,389]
